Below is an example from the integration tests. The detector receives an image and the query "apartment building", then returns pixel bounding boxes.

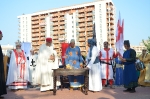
[18,0,116,57]
[18,14,31,42]
[131,41,147,55]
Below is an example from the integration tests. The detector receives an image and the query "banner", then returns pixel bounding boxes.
[61,43,69,65]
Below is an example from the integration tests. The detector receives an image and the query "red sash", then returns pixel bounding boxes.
[13,49,26,79]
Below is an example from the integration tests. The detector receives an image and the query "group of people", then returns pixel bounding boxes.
[0,29,150,98]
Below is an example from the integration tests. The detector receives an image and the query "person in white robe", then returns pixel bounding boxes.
[6,41,29,90]
[86,39,102,92]
[28,49,38,87]
[35,37,60,92]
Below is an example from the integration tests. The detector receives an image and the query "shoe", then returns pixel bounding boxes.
[129,89,136,93]
[123,88,131,92]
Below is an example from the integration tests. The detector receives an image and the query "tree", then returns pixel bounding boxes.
[142,37,150,52]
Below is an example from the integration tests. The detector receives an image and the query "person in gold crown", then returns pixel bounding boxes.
[6,40,29,91]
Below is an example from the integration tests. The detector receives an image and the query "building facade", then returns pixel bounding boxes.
[18,0,115,57]
[131,41,146,55]
[1,44,14,55]
[18,14,31,42]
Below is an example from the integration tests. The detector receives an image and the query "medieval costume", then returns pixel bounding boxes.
[86,39,102,92]
[122,40,138,93]
[6,41,29,90]
[65,39,84,88]
[138,50,150,86]
[0,30,7,98]
[35,37,60,92]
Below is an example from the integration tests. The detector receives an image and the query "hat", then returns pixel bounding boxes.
[124,40,130,47]
[88,39,96,45]
[46,37,52,42]
[0,30,2,34]
[15,40,21,46]
[70,39,75,43]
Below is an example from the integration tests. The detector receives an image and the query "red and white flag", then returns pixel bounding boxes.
[116,12,124,57]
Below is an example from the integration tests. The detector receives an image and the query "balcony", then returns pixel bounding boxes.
[79,38,86,41]
[87,23,93,26]
[59,12,65,16]
[80,47,86,51]
[79,42,86,46]
[53,36,58,40]
[32,34,39,37]
[59,17,65,21]
[78,9,84,13]
[52,18,58,22]
[32,25,39,29]
[41,29,45,32]
[39,16,45,19]
[41,33,45,36]
[59,26,65,30]
[59,30,65,35]
[31,17,38,21]
[86,8,93,12]
[78,19,85,22]
[87,27,93,31]
[40,37,45,40]
[53,40,59,43]
[32,21,39,25]
[59,21,65,25]
[79,28,85,32]
[32,38,39,41]
[79,33,85,37]
[78,14,85,18]
[32,29,39,33]
[86,13,93,16]
[87,18,93,22]
[79,23,85,27]
[53,27,58,31]
[53,22,58,26]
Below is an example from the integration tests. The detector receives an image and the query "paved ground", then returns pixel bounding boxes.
[2,86,150,99]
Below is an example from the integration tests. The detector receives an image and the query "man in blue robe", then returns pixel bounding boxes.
[65,39,84,89]
[119,40,138,93]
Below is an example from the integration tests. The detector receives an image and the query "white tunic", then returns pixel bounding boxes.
[28,54,38,85]
[6,50,29,89]
[100,48,115,80]
[35,44,60,91]
[87,46,102,91]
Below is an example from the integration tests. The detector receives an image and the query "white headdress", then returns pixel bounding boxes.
[15,40,21,46]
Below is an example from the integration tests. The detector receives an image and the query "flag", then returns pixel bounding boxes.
[116,12,124,57]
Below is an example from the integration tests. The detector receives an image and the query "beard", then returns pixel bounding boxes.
[16,49,22,52]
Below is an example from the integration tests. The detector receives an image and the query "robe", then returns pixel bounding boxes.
[99,48,117,85]
[114,57,123,86]
[6,49,29,90]
[0,45,7,96]
[87,46,102,91]
[138,53,150,86]
[28,54,38,85]
[65,46,84,88]
[35,44,60,92]
[123,49,138,88]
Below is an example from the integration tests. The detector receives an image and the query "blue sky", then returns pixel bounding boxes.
[0,0,150,46]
